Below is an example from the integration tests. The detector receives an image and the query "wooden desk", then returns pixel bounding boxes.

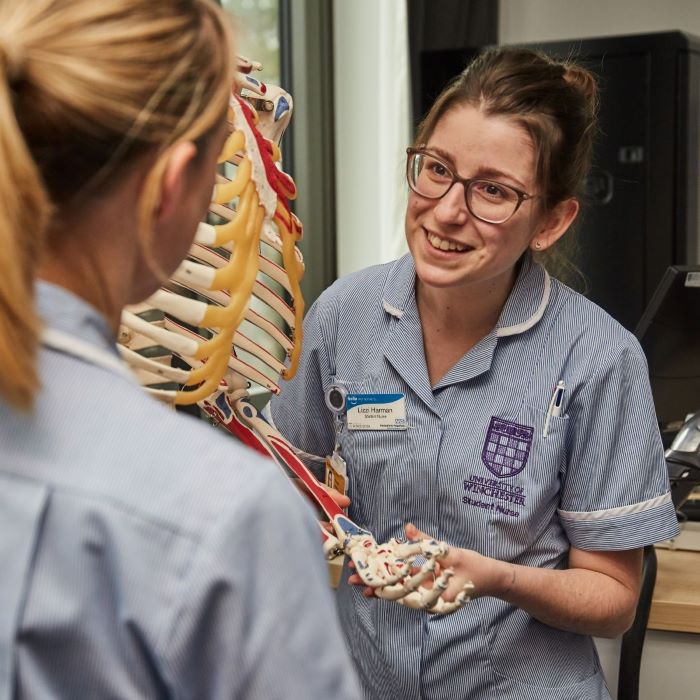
[649,545,700,634]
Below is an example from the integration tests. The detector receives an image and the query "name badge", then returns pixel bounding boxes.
[346,393,407,431]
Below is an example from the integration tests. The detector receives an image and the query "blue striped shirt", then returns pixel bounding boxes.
[0,282,360,699]
[271,254,679,700]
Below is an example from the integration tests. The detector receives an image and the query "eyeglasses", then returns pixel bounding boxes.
[406,148,536,224]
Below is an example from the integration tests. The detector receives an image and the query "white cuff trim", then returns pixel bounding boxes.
[558,492,672,522]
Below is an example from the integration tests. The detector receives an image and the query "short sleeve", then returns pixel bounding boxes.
[269,294,338,474]
[558,338,680,550]
[163,469,360,699]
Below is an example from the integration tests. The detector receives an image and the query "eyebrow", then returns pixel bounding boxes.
[425,146,530,191]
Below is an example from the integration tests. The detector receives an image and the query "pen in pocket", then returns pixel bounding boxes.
[543,380,566,438]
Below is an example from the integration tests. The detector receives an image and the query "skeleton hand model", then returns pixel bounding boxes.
[117,58,473,615]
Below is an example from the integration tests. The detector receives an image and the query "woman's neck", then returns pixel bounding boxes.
[38,192,140,336]
[39,251,124,336]
[416,269,517,386]
[416,269,516,339]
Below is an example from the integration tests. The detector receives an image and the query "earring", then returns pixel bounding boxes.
[534,240,542,250]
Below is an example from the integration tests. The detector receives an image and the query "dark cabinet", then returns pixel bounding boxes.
[419,32,700,330]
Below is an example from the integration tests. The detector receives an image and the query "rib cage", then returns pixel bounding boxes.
[114,64,474,615]
[117,66,304,406]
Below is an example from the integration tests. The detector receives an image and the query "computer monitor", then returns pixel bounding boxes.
[635,265,700,442]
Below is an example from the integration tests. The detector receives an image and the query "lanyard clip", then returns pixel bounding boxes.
[325,384,348,450]
[325,384,347,414]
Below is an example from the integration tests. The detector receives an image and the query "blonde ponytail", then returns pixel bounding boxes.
[0,44,50,411]
[0,0,233,412]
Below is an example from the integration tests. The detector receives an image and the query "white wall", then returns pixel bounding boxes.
[333,0,410,278]
[500,0,700,44]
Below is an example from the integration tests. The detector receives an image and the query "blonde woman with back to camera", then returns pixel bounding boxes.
[0,1,359,697]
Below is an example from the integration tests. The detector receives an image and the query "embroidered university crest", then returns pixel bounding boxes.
[481,417,533,477]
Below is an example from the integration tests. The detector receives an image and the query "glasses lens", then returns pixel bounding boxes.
[467,180,519,224]
[407,152,453,199]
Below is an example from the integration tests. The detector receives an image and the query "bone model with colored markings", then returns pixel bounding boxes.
[117,57,473,615]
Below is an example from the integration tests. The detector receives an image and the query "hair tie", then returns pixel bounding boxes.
[0,37,26,85]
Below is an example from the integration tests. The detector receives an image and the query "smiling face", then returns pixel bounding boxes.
[406,103,553,300]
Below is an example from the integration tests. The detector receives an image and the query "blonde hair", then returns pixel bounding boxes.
[0,0,234,411]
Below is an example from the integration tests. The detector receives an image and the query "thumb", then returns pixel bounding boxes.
[405,522,428,540]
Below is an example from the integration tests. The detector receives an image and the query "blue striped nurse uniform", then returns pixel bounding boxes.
[271,253,680,700]
[0,281,360,699]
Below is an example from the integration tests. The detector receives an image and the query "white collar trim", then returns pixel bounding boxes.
[496,269,551,337]
[382,299,404,318]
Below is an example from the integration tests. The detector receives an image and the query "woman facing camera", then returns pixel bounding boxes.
[272,47,678,699]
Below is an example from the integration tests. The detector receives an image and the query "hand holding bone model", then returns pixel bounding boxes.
[349,523,481,612]
[117,57,473,615]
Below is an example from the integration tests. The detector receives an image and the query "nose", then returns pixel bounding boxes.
[433,181,469,224]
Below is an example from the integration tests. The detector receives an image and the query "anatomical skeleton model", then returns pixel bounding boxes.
[117,57,474,614]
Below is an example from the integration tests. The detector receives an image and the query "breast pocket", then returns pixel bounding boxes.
[485,404,569,560]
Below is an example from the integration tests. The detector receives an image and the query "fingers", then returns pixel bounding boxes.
[347,573,376,597]
[344,528,476,612]
[321,483,350,508]
[405,522,427,540]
